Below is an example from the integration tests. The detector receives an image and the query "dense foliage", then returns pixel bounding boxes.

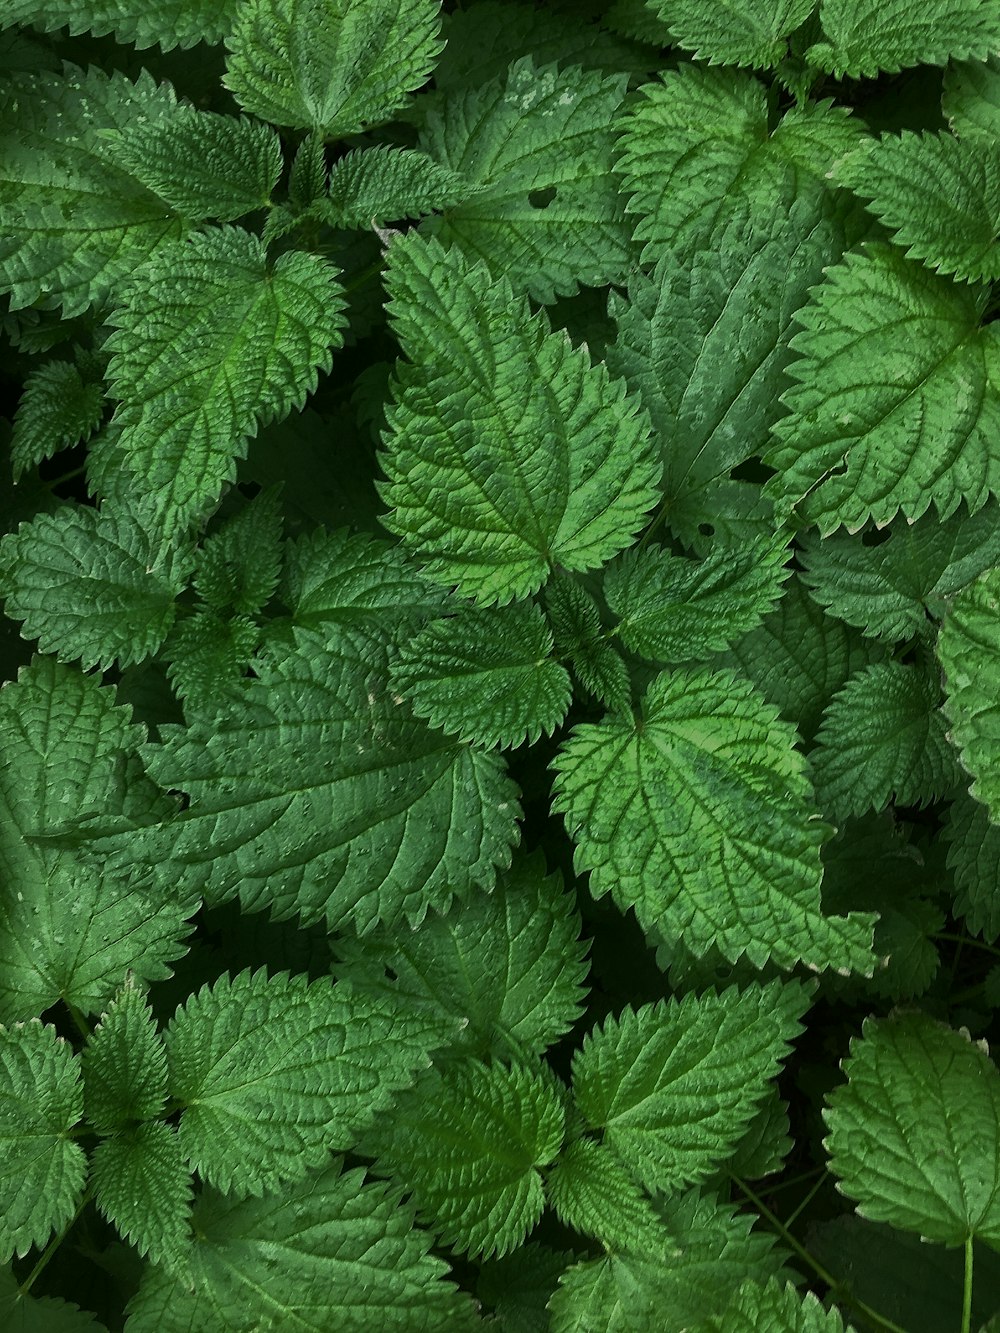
[1,0,1000,1328]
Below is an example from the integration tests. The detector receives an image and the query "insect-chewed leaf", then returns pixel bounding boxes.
[824,1011,1000,1246]
[380,232,659,604]
[807,0,1000,77]
[326,146,475,229]
[690,1278,856,1332]
[361,1058,566,1259]
[938,567,1000,820]
[0,1020,85,1262]
[552,666,875,972]
[124,1161,478,1332]
[91,1121,192,1266]
[391,602,572,749]
[82,979,167,1132]
[639,0,814,68]
[11,359,104,482]
[223,0,443,136]
[0,0,239,49]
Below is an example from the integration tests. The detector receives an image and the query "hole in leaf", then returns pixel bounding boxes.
[698,523,714,537]
[528,186,557,209]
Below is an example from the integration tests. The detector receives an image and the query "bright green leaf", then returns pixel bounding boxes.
[642,0,814,68]
[91,1122,191,1266]
[0,0,239,49]
[808,0,1000,78]
[82,979,167,1132]
[694,1278,855,1333]
[326,146,475,229]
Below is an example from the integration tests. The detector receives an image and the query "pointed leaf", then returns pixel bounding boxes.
[945,788,1000,943]
[938,567,1000,819]
[695,1278,855,1333]
[83,979,167,1132]
[944,54,1000,141]
[194,487,284,617]
[326,146,475,229]
[808,0,1000,77]
[11,360,104,482]
[544,575,631,714]
[91,1122,191,1266]
[0,0,239,49]
[0,1268,106,1332]
[641,0,814,68]
[545,1136,663,1251]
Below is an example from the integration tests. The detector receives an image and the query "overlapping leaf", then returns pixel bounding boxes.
[0,1268,106,1333]
[938,567,1000,818]
[0,0,239,49]
[807,0,1000,77]
[91,1122,191,1265]
[544,575,631,713]
[944,53,1000,140]
[640,0,815,68]
[945,788,1000,942]
[326,146,474,229]
[544,1137,663,1251]
[694,1279,855,1333]
[11,360,104,482]
[82,980,167,1132]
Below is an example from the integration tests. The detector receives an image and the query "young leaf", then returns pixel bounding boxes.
[361,1059,566,1259]
[0,502,192,670]
[945,788,1000,942]
[944,54,1000,141]
[807,0,1000,78]
[105,227,346,539]
[223,0,443,137]
[693,1277,855,1332]
[11,360,104,482]
[825,1011,1000,1246]
[938,567,1000,819]
[163,610,260,713]
[544,1136,663,1250]
[91,1122,191,1265]
[166,967,449,1196]
[391,602,572,749]
[380,232,659,604]
[193,487,283,617]
[552,666,875,972]
[418,56,631,302]
[0,0,240,50]
[543,574,632,713]
[571,982,810,1192]
[640,0,814,69]
[124,1161,478,1332]
[0,1020,85,1262]
[83,979,167,1132]
[765,245,1000,534]
[326,146,475,229]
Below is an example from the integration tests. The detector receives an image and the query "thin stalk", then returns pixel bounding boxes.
[936,933,1000,962]
[19,1188,92,1295]
[781,1169,828,1231]
[962,1235,974,1333]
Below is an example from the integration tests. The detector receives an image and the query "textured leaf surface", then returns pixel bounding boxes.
[834,132,1000,283]
[810,662,957,818]
[91,1122,191,1265]
[380,233,659,604]
[333,852,588,1061]
[362,1059,566,1258]
[938,568,1000,819]
[0,1267,106,1332]
[945,788,1000,942]
[0,1021,85,1261]
[125,1162,477,1332]
[544,1135,664,1251]
[571,982,809,1192]
[765,245,1000,533]
[0,502,192,670]
[391,602,572,749]
[645,0,814,68]
[0,0,239,49]
[163,611,260,714]
[552,666,875,971]
[166,968,446,1196]
[105,227,346,538]
[944,54,1000,140]
[544,576,631,713]
[327,146,474,229]
[808,0,1000,77]
[224,0,442,135]
[617,65,862,262]
[11,360,104,482]
[419,56,631,302]
[194,487,284,618]
[825,1011,1000,1245]
[82,980,167,1132]
[695,1278,854,1333]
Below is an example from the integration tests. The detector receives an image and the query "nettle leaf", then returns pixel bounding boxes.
[549,1189,785,1333]
[945,788,1000,942]
[616,64,862,262]
[391,602,572,749]
[765,244,1000,534]
[0,0,239,49]
[552,666,875,972]
[641,0,814,68]
[695,1278,856,1333]
[326,146,475,229]
[11,359,104,482]
[938,567,1000,818]
[477,1242,576,1333]
[166,967,448,1196]
[571,982,809,1193]
[163,610,260,714]
[833,132,1000,284]
[0,1020,85,1262]
[224,0,443,136]
[361,1058,566,1259]
[727,1090,793,1181]
[944,54,1000,141]
[799,501,1000,640]
[0,502,193,670]
[91,1121,191,1266]
[333,852,589,1061]
[380,232,659,604]
[810,661,958,819]
[825,1011,1000,1246]
[603,533,791,663]
[82,980,167,1132]
[606,196,851,545]
[0,67,190,318]
[125,1161,478,1332]
[105,227,346,539]
[0,658,194,1023]
[419,55,632,302]
[544,574,631,714]
[807,0,1000,78]
[544,1135,663,1251]
[194,487,283,617]
[0,1267,106,1332]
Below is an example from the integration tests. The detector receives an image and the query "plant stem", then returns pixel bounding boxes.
[19,1188,92,1295]
[962,1235,974,1333]
[781,1169,827,1231]
[936,932,1000,961]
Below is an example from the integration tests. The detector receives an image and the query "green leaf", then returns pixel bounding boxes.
[391,602,572,749]
[194,487,283,617]
[82,979,167,1132]
[223,0,443,136]
[0,657,195,1023]
[0,1020,85,1262]
[694,1278,855,1333]
[571,982,809,1192]
[166,967,447,1196]
[418,55,632,302]
[765,244,1000,534]
[616,64,862,263]
[326,146,475,229]
[163,610,260,714]
[603,533,791,663]
[105,226,346,539]
[945,788,1000,942]
[380,232,659,605]
[808,0,1000,77]
[641,0,814,68]
[11,360,104,482]
[799,502,1000,640]
[361,1058,566,1259]
[552,666,875,972]
[478,1243,576,1333]
[825,1011,1000,1246]
[833,131,1000,283]
[91,1122,191,1265]
[124,1161,478,1332]
[944,54,1000,141]
[727,1091,792,1181]
[543,575,631,714]
[0,1267,107,1332]
[0,0,239,50]
[544,1136,663,1250]
[333,852,589,1061]
[938,567,1000,819]
[0,502,192,670]
[809,661,958,819]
